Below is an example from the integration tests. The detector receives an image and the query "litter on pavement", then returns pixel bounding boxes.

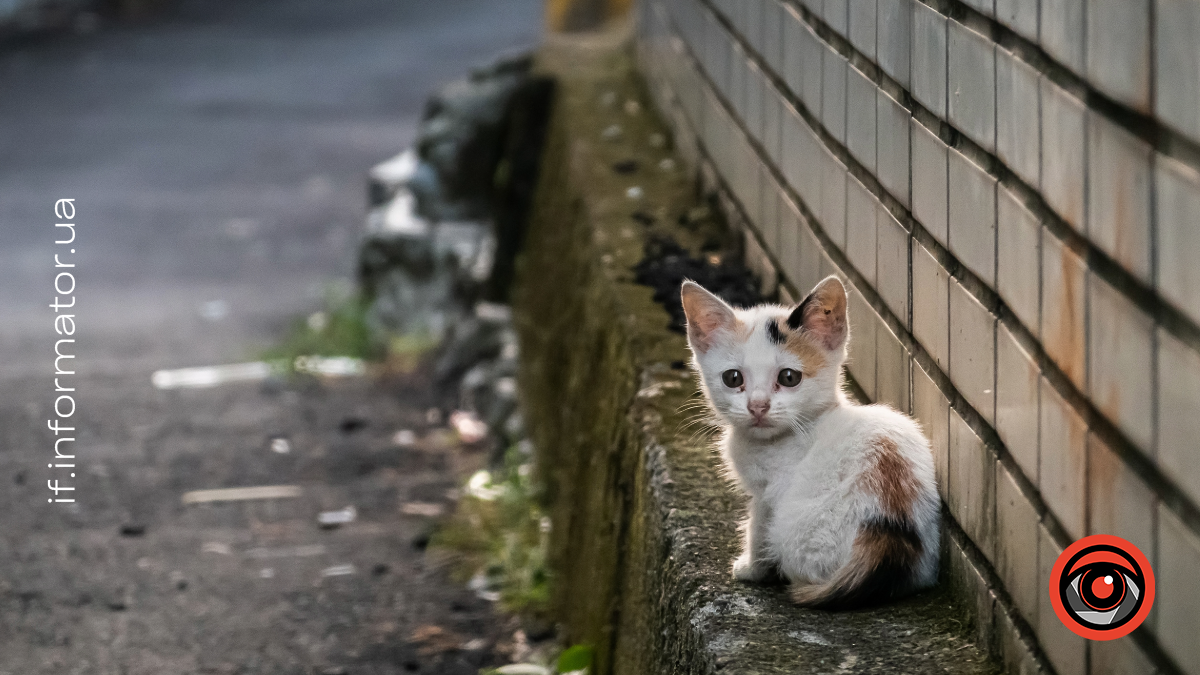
[450,410,488,443]
[181,485,302,504]
[319,564,356,577]
[317,506,357,528]
[152,362,273,389]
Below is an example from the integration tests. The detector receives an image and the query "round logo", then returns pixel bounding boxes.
[1049,534,1155,640]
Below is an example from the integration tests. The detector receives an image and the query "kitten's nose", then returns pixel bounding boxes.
[748,400,770,420]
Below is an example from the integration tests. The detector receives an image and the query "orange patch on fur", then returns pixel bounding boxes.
[858,437,919,518]
[782,325,827,376]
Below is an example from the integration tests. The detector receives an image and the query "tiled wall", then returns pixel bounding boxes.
[634,1,1200,673]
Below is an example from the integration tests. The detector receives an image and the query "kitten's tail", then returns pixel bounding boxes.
[789,517,923,610]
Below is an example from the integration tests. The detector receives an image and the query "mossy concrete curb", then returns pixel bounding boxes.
[513,29,1000,675]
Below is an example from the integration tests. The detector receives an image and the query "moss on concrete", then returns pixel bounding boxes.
[513,29,1001,675]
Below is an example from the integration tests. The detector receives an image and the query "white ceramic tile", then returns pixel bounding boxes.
[996,47,1041,187]
[951,410,996,561]
[948,21,996,152]
[996,460,1039,622]
[1155,0,1200,143]
[846,176,878,279]
[1087,0,1151,111]
[1087,114,1153,284]
[1039,379,1088,539]
[877,207,910,324]
[996,324,1040,482]
[1088,276,1155,452]
[950,280,997,424]
[877,88,911,207]
[1040,79,1087,231]
[913,238,950,369]
[912,120,949,246]
[912,1,948,116]
[948,147,998,286]
[1157,328,1200,508]
[997,185,1041,337]
[1155,154,1200,327]
[1041,230,1087,389]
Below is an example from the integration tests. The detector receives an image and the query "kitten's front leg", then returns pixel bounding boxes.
[732,498,774,582]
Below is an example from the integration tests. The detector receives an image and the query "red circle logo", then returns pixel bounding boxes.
[1049,534,1155,640]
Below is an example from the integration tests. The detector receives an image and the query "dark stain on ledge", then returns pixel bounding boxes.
[633,235,762,333]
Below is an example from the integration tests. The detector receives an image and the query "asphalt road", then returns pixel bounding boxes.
[0,1,542,672]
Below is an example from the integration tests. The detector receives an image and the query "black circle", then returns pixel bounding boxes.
[777,368,802,387]
[721,369,743,388]
[1077,564,1125,611]
[1058,544,1145,631]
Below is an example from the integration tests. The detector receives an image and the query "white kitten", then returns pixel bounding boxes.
[681,275,939,609]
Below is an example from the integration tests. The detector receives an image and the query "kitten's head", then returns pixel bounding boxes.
[681,275,848,438]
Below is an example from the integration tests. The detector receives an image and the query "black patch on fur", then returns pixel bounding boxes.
[766,318,785,345]
[804,517,923,611]
[787,292,814,330]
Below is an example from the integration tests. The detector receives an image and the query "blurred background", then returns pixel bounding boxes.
[0,1,599,673]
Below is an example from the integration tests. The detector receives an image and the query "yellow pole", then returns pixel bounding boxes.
[546,0,633,32]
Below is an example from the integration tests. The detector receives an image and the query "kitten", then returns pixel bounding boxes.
[681,275,939,609]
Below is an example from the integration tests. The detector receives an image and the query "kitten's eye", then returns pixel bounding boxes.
[721,369,744,388]
[777,368,802,387]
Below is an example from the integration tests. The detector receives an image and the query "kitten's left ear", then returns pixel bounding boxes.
[787,275,848,351]
[681,280,737,353]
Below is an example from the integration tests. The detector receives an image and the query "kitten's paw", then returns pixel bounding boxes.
[732,554,767,582]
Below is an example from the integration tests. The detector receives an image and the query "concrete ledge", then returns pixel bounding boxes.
[514,31,999,675]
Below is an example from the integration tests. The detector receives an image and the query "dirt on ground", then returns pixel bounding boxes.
[1,363,534,674]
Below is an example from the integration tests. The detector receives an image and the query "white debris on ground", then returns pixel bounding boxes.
[493,665,550,675]
[399,502,445,517]
[316,506,357,528]
[449,410,488,443]
[152,362,272,389]
[244,545,327,559]
[319,564,356,578]
[199,299,230,321]
[467,571,501,602]
[293,356,365,377]
[181,485,302,505]
[463,470,505,501]
[201,542,233,556]
[152,356,365,390]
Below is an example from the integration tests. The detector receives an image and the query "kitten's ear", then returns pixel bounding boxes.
[787,275,848,351]
[681,280,737,353]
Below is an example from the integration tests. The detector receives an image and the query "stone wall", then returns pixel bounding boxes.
[633,1,1200,673]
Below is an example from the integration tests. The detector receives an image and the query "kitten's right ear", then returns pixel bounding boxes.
[681,281,737,353]
[787,275,848,351]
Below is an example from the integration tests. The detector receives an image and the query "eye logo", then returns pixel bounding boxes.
[1049,534,1155,640]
